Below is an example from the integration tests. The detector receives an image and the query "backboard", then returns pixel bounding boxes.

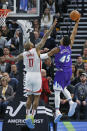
[1,0,40,18]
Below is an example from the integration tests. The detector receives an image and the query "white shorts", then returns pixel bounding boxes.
[25,72,42,95]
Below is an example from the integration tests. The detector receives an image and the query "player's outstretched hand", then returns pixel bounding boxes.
[76,17,80,23]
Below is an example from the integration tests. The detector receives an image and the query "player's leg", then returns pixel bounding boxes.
[25,72,33,117]
[26,72,42,128]
[54,90,62,123]
[26,95,32,117]
[26,94,40,128]
[53,73,63,123]
[53,71,65,123]
[31,72,42,117]
[25,72,35,129]
[62,87,77,117]
[62,71,77,117]
[32,95,40,117]
[25,95,35,129]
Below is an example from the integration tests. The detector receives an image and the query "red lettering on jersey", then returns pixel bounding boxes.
[26,53,34,57]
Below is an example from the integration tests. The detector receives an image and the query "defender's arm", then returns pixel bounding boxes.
[5,53,23,62]
[40,47,60,59]
[36,19,57,51]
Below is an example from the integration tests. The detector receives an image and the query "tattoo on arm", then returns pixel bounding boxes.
[36,19,57,50]
[9,53,23,62]
[48,47,60,57]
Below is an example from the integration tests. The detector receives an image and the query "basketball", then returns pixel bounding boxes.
[70,10,80,21]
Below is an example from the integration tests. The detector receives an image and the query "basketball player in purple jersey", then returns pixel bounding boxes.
[42,18,80,123]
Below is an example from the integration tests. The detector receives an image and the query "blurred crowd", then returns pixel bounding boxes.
[0,0,87,121]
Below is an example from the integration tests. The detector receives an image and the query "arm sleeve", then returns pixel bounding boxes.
[40,53,49,60]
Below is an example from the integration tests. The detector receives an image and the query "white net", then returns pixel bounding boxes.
[0,15,6,27]
[0,9,10,27]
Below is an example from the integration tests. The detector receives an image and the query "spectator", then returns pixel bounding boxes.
[82,47,87,63]
[0,56,8,73]
[2,47,15,73]
[3,47,15,65]
[71,64,77,82]
[41,7,53,29]
[7,29,21,56]
[32,19,40,30]
[3,72,19,93]
[71,68,84,86]
[33,31,41,46]
[40,69,51,105]
[81,40,87,55]
[83,40,87,47]
[30,19,41,44]
[30,31,41,46]
[7,20,19,38]
[74,72,87,120]
[0,29,7,56]
[1,25,12,41]
[42,57,54,81]
[75,54,84,69]
[10,64,19,80]
[0,77,14,118]
[84,63,87,74]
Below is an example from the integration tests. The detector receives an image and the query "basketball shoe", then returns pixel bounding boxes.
[25,115,35,129]
[68,102,77,117]
[54,110,62,123]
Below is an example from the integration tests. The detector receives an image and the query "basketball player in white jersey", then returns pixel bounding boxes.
[5,19,57,129]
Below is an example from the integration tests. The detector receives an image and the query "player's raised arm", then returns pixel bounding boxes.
[48,47,60,57]
[40,47,60,59]
[70,18,80,48]
[36,19,57,50]
[5,53,23,62]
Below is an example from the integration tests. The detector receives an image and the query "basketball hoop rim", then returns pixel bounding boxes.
[0,9,11,17]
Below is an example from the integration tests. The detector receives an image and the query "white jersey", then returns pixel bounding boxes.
[23,48,41,72]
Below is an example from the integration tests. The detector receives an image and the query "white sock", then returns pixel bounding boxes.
[55,90,61,113]
[32,109,36,117]
[26,109,31,116]
[62,87,73,105]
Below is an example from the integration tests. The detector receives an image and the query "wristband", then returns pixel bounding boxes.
[40,53,48,59]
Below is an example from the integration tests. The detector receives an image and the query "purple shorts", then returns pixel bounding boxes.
[54,70,72,90]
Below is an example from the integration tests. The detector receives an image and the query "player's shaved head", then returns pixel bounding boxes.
[24,41,34,51]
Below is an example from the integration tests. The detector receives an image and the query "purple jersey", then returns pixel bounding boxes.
[54,45,72,72]
[54,45,72,89]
